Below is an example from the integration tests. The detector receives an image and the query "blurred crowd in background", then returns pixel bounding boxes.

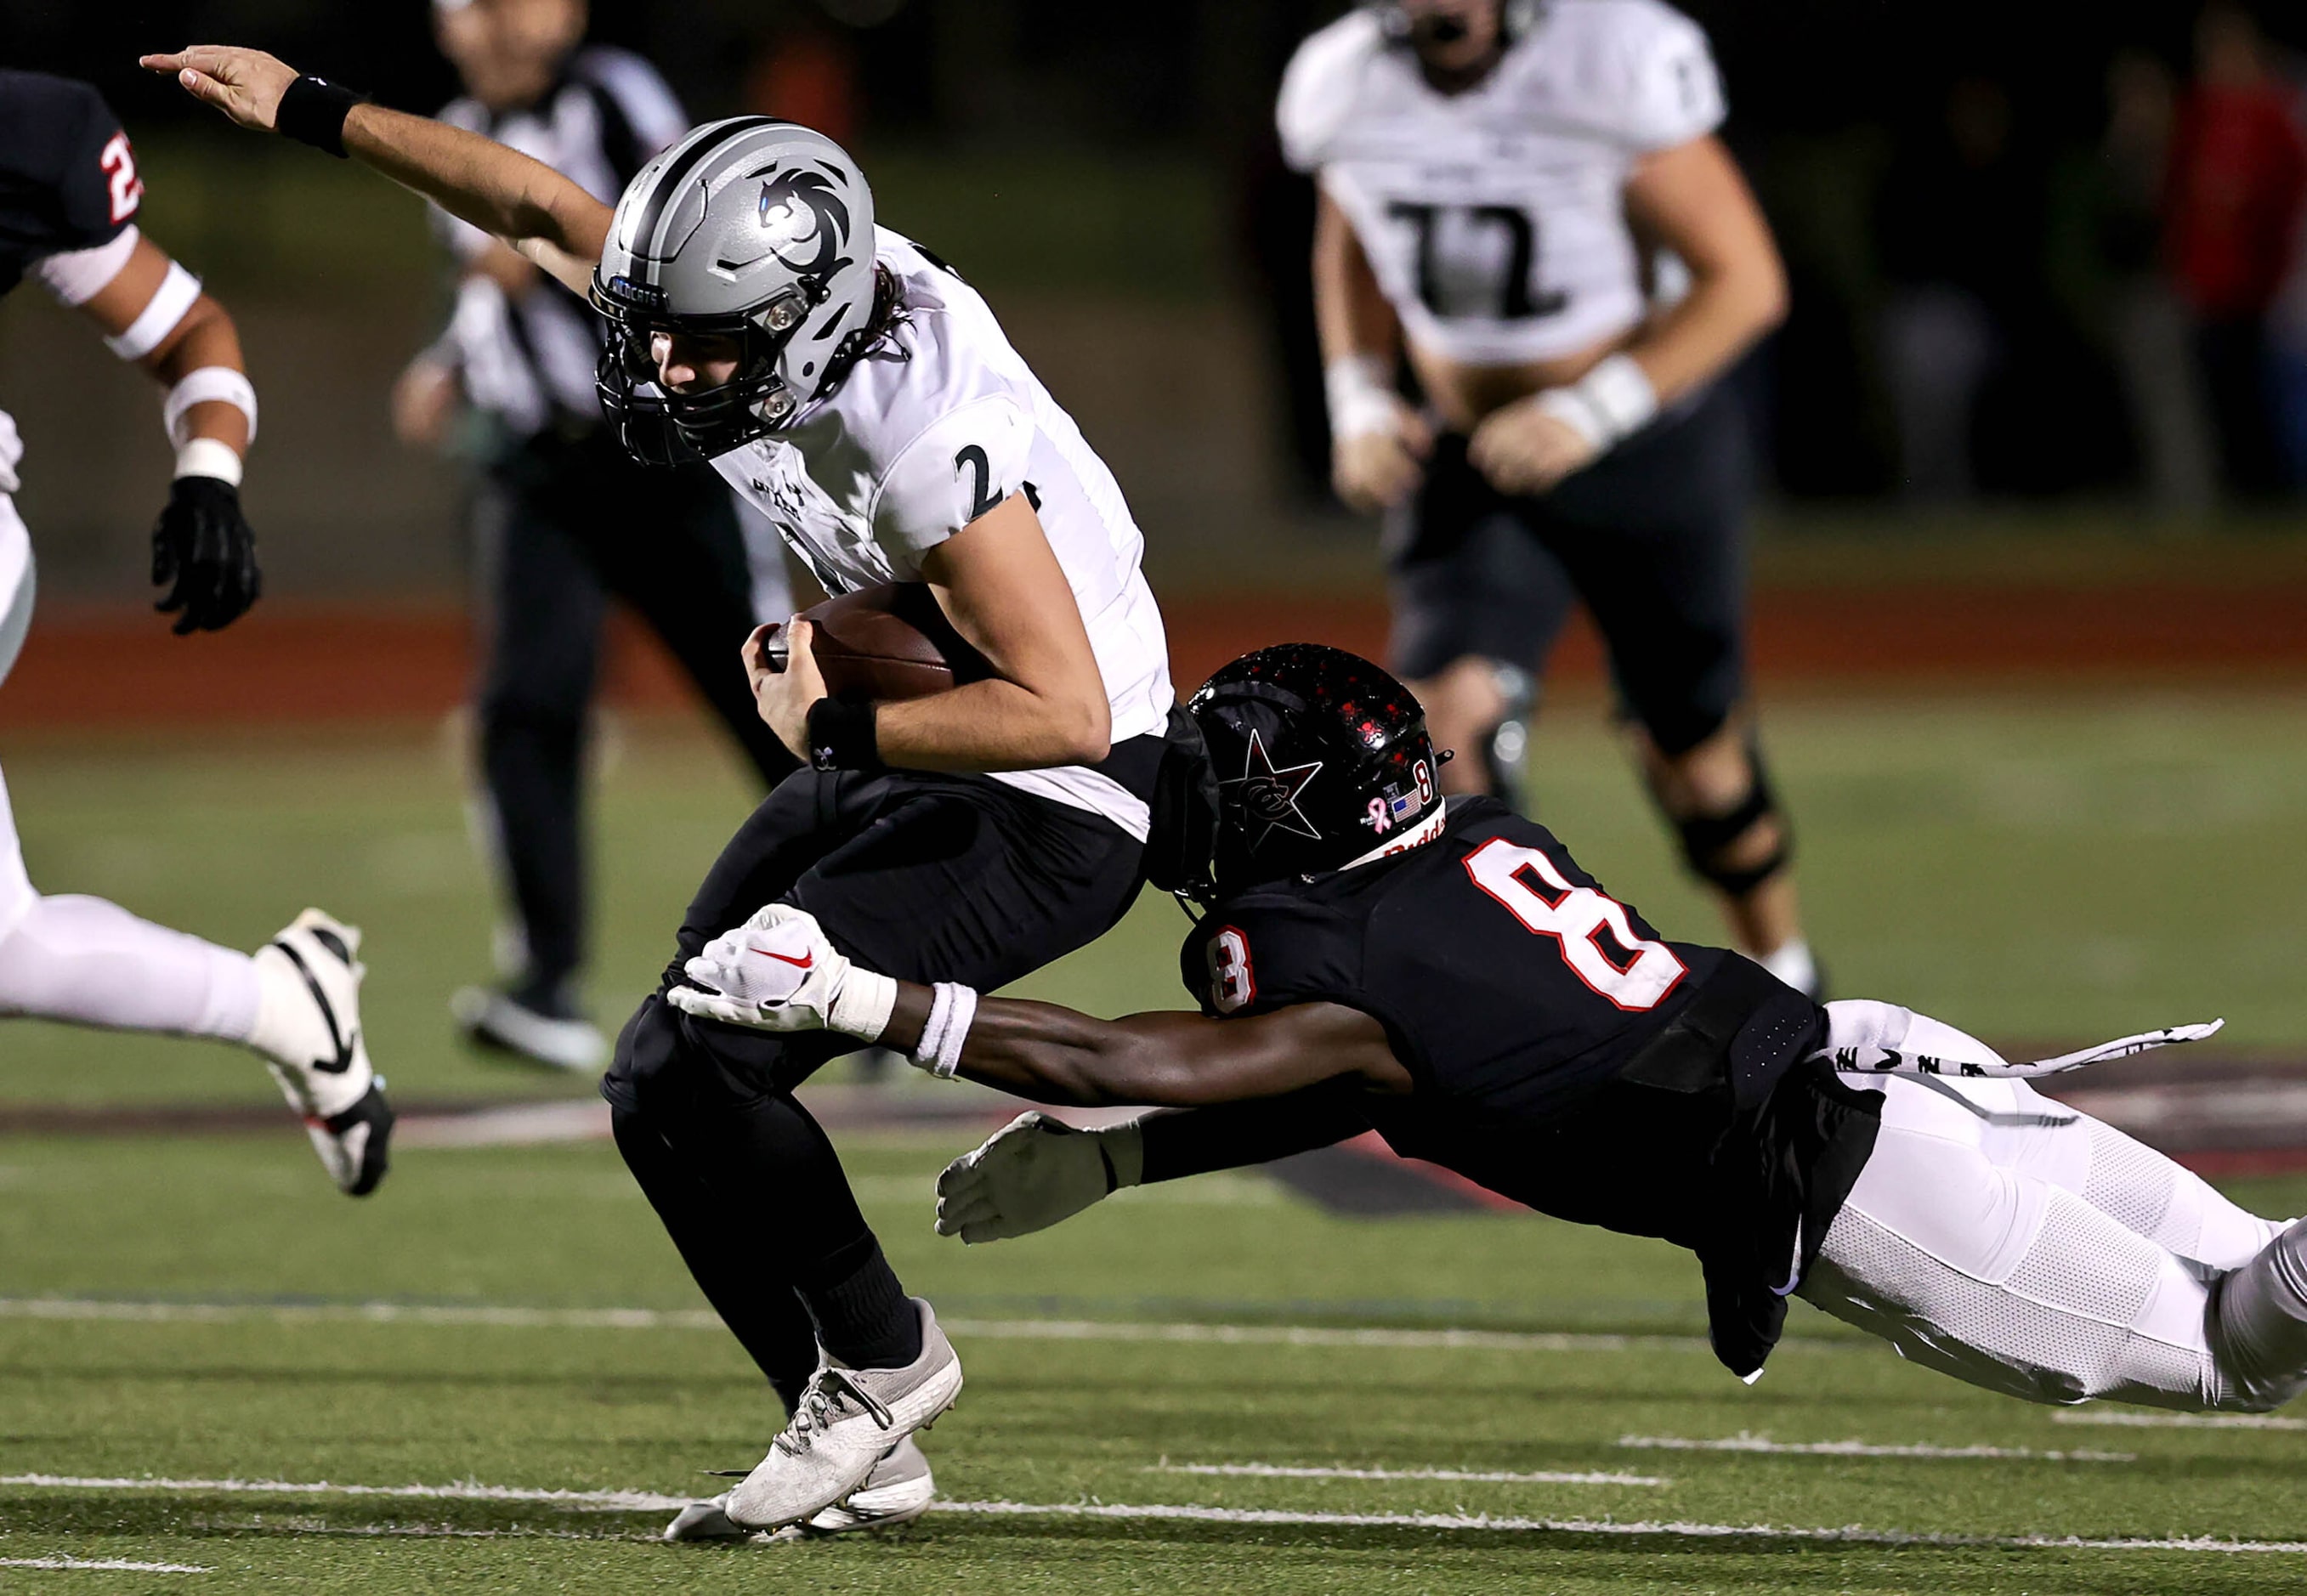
[5,0,2307,528]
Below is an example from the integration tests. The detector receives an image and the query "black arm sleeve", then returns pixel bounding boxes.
[1137,1080,1375,1184]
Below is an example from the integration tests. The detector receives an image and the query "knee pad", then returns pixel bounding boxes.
[1674,741,1791,897]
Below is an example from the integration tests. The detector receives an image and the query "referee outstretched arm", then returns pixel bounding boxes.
[146,43,1114,776]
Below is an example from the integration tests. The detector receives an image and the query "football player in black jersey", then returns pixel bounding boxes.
[681,644,2307,1418]
[0,71,392,1195]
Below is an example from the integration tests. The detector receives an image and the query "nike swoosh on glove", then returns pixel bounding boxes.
[667,903,896,1040]
[153,474,262,634]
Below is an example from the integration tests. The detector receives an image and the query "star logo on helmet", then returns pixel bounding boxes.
[1222,729,1324,849]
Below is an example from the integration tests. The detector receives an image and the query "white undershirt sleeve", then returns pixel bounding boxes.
[31,225,140,308]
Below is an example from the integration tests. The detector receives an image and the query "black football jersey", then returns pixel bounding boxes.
[1183,795,1732,1121]
[0,71,141,300]
[1176,795,1872,1377]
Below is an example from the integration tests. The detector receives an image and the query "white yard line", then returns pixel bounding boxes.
[0,1556,211,1572]
[1618,1434,2133,1463]
[0,1297,1703,1354]
[0,1474,689,1514]
[1151,1463,1664,1486]
[934,1501,2307,1553]
[5,1474,2303,1554]
[2051,1410,2307,1431]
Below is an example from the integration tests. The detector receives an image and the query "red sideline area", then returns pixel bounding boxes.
[9,577,2307,728]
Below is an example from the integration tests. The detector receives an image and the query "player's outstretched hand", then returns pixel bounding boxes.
[1468,395,1601,496]
[668,903,896,1044]
[139,47,298,133]
[152,476,261,634]
[935,1111,1142,1243]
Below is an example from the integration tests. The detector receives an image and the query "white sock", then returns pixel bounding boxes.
[1754,937,1817,996]
[0,892,260,1041]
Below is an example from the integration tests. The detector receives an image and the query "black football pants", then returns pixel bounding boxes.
[474,432,798,1007]
[602,750,1157,1408]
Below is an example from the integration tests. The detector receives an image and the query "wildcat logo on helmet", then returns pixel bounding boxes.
[756,169,852,280]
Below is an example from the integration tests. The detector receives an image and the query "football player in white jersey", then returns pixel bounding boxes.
[151,43,1182,1539]
[1283,0,1819,995]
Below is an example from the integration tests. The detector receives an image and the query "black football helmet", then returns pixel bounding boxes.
[1186,644,1443,900]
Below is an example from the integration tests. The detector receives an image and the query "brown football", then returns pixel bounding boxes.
[757,581,991,702]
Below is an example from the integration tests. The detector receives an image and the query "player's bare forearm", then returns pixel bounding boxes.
[146,299,251,451]
[145,48,607,286]
[881,988,1409,1106]
[1312,189,1400,365]
[871,677,1108,773]
[77,235,251,454]
[1618,136,1788,403]
[342,105,612,269]
[881,493,1111,771]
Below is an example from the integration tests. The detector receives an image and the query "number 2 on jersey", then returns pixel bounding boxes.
[1463,838,1684,1010]
[99,133,143,225]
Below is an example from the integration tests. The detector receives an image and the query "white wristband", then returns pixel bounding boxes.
[164,366,258,450]
[1534,353,1658,454]
[827,966,896,1043]
[105,260,201,359]
[912,982,978,1079]
[1324,354,1400,443]
[173,437,244,486]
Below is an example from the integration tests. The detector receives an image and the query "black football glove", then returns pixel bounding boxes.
[151,474,262,635]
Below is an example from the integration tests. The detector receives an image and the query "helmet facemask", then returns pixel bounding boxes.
[593,279,828,465]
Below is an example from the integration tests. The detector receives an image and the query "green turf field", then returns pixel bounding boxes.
[2,692,2304,1589]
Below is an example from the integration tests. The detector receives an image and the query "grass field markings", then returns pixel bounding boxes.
[12,1476,2307,1555]
[841,1174,1285,1208]
[0,1555,213,1573]
[0,1298,1711,1352]
[938,1501,2307,1553]
[1617,1434,2135,1463]
[0,1475,690,1514]
[1148,1463,1668,1487]
[2050,1409,2307,1430]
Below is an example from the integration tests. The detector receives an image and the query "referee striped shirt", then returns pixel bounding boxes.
[431,47,687,439]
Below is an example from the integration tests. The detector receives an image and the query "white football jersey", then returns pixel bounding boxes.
[1278,0,1725,366]
[713,229,1175,840]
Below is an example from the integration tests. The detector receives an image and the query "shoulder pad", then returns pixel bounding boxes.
[1522,0,1724,150]
[0,71,137,249]
[1182,893,1363,1017]
[1276,9,1387,173]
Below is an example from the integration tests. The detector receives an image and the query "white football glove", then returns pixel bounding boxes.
[934,1111,1146,1244]
[666,903,897,1041]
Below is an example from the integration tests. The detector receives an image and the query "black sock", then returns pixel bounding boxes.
[798,1234,922,1370]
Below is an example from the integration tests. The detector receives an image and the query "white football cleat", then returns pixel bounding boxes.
[723,1300,961,1532]
[451,986,608,1072]
[251,909,392,1197]
[662,1437,935,1543]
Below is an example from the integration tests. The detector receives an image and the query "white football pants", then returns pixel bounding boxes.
[0,489,260,1042]
[1799,1000,2287,1411]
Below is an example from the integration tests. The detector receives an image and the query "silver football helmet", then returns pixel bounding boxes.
[592,117,879,463]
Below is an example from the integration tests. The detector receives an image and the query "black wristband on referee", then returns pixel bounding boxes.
[806,697,881,772]
[275,76,362,159]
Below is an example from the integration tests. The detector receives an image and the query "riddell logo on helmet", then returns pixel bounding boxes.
[605,275,667,311]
